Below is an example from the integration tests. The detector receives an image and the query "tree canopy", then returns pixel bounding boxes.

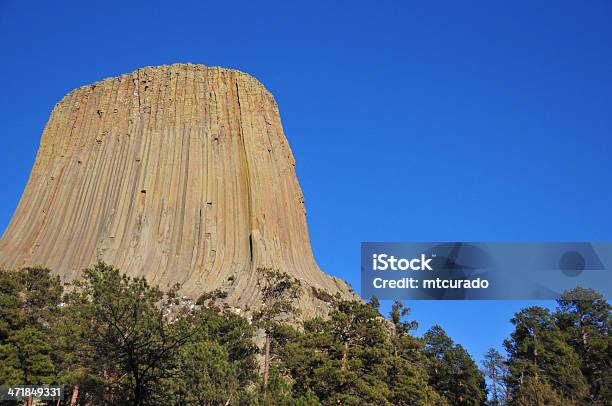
[0,265,609,405]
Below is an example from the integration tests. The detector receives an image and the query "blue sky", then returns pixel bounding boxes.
[1,1,611,363]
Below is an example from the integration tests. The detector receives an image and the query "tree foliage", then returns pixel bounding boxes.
[0,263,259,405]
[423,325,487,406]
[481,348,509,406]
[0,265,608,405]
[555,287,611,404]
[0,267,61,386]
[504,306,588,404]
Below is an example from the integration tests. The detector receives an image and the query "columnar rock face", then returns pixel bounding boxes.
[0,63,350,315]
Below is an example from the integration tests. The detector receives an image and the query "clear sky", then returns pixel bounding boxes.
[1,1,611,364]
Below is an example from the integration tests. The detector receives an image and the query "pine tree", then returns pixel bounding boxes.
[68,262,202,405]
[8,327,54,384]
[512,376,564,406]
[279,300,391,404]
[0,268,26,384]
[195,306,260,389]
[482,348,509,405]
[555,287,611,405]
[278,299,446,404]
[0,268,61,387]
[504,306,587,404]
[17,266,63,325]
[253,268,302,388]
[423,325,487,406]
[51,301,94,406]
[157,338,238,404]
[390,301,418,334]
[387,301,442,405]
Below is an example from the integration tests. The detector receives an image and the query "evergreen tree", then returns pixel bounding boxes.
[17,266,63,325]
[156,337,238,404]
[195,306,260,389]
[386,354,446,405]
[389,301,421,362]
[390,301,418,336]
[0,268,26,384]
[555,287,611,404]
[1,263,606,405]
[0,268,61,387]
[279,300,443,405]
[67,262,202,404]
[387,301,442,405]
[481,348,509,405]
[423,325,487,406]
[253,268,302,388]
[512,376,564,406]
[504,306,587,404]
[51,299,97,405]
[254,366,323,406]
[0,269,23,341]
[280,300,392,404]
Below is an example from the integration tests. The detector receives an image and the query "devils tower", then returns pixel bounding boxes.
[0,63,351,315]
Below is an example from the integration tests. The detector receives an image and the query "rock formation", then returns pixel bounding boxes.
[0,63,351,316]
